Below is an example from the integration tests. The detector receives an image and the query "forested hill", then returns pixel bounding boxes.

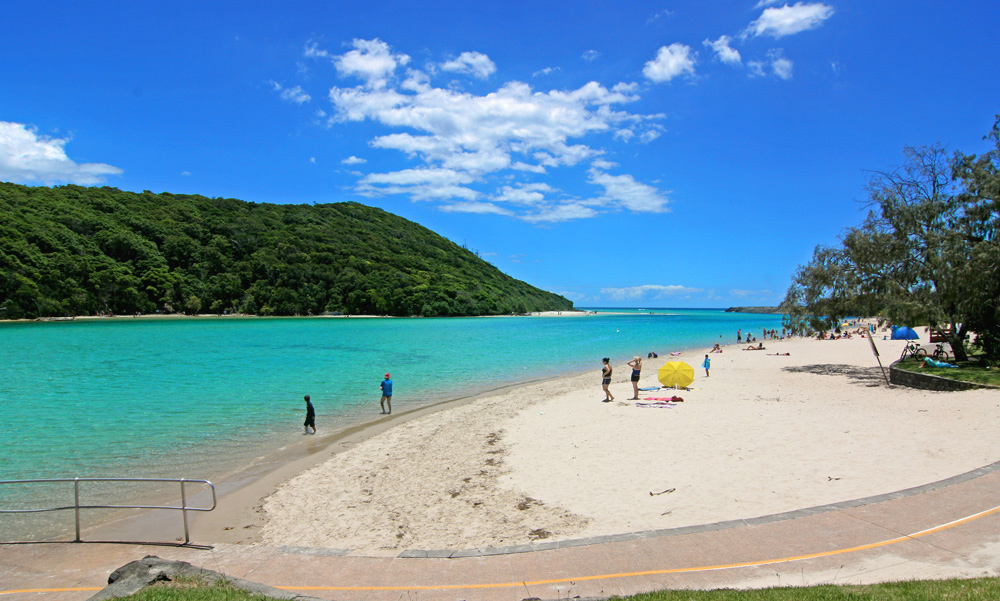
[0,183,574,319]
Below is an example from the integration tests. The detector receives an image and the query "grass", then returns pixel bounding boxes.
[894,351,1000,387]
[113,577,1000,601]
[113,580,277,601]
[614,577,1000,600]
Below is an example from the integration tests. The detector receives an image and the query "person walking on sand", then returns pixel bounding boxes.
[627,356,642,399]
[379,373,393,414]
[303,395,316,434]
[601,357,614,403]
[702,354,711,377]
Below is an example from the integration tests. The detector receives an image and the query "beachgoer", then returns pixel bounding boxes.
[711,343,723,353]
[601,358,614,403]
[744,343,765,350]
[702,354,710,377]
[303,395,316,434]
[627,356,642,399]
[380,373,393,414]
[737,329,742,343]
[920,357,958,369]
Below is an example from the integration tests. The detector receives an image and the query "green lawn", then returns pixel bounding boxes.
[894,353,1000,387]
[614,577,1000,600]
[116,577,1000,601]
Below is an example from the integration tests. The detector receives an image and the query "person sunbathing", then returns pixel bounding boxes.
[919,357,958,369]
[744,343,765,350]
[767,352,790,356]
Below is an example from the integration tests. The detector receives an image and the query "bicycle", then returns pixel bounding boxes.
[931,343,950,362]
[900,342,927,361]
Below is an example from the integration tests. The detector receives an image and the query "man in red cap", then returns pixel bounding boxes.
[379,372,393,414]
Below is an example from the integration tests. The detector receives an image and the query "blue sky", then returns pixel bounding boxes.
[2,1,998,308]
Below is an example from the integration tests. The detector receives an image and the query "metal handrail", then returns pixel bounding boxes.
[0,477,215,545]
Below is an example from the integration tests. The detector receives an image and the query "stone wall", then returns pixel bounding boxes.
[889,360,991,391]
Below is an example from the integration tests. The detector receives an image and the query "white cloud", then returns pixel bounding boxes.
[754,0,783,7]
[0,121,122,185]
[440,201,513,216]
[331,38,410,89]
[772,56,794,79]
[310,39,670,222]
[341,155,366,165]
[601,284,704,300]
[441,51,497,79]
[582,50,601,62]
[181,171,191,176]
[748,50,794,79]
[588,168,669,213]
[640,129,662,143]
[646,9,674,24]
[643,43,696,83]
[495,183,555,205]
[614,129,635,142]
[270,81,312,104]
[703,35,742,65]
[521,203,599,223]
[532,66,559,78]
[745,2,834,39]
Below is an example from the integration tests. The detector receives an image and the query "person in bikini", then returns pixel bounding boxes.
[627,356,642,399]
[601,357,614,403]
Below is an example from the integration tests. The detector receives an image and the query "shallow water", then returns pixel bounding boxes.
[0,309,784,531]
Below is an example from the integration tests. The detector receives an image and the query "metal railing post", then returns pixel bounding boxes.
[74,477,81,542]
[0,477,215,546]
[180,479,190,544]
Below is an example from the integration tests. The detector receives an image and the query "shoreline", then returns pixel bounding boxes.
[249,330,1000,555]
[98,335,743,546]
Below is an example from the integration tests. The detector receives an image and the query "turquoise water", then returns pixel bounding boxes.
[0,309,784,510]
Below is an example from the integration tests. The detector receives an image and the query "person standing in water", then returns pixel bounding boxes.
[601,358,614,403]
[379,373,393,414]
[627,356,642,399]
[303,395,316,434]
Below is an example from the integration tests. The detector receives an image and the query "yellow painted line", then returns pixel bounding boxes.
[3,503,1000,596]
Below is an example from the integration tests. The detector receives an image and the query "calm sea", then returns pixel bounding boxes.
[0,309,784,530]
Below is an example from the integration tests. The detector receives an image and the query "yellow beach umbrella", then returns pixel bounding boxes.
[658,361,694,389]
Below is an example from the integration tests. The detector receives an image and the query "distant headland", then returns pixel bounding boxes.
[725,306,786,314]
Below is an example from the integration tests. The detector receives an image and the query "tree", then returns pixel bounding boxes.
[951,116,1000,359]
[782,128,1000,362]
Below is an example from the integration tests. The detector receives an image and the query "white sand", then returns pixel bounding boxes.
[260,332,1000,554]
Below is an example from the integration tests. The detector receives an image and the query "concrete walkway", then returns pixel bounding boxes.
[4,465,1000,601]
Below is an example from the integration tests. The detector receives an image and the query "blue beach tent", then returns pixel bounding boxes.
[891,326,920,340]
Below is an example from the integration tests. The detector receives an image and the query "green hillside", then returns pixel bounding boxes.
[0,183,574,319]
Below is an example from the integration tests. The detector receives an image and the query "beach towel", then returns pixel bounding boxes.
[643,396,684,402]
[636,402,676,408]
[669,352,682,356]
[638,386,661,391]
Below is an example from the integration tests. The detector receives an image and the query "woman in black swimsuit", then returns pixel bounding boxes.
[601,357,614,403]
[627,356,642,399]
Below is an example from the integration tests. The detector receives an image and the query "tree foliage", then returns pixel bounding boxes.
[781,117,1000,361]
[0,184,574,319]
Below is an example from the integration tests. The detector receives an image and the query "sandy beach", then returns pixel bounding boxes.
[228,331,1000,555]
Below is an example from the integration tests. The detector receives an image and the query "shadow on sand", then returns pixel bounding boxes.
[783,364,888,387]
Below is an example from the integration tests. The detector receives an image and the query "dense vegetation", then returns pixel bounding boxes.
[781,116,1000,361]
[0,183,574,319]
